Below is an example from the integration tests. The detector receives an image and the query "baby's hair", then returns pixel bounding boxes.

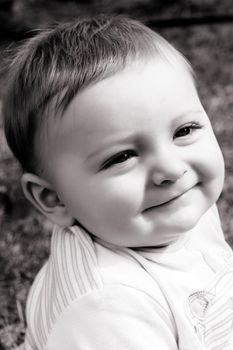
[3,14,192,174]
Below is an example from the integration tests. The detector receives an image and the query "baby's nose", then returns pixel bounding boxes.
[149,148,187,186]
[151,168,187,186]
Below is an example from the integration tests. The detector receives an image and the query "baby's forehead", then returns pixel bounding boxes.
[69,56,194,102]
[57,59,198,128]
[39,56,195,147]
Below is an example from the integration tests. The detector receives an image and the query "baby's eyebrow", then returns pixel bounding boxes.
[178,109,205,118]
[86,133,137,160]
[171,109,205,124]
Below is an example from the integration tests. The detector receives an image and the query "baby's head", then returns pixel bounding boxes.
[3,15,225,247]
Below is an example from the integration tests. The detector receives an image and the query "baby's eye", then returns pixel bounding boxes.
[100,150,138,170]
[174,123,201,138]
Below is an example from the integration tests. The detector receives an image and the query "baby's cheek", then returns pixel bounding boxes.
[104,175,145,215]
[196,136,224,180]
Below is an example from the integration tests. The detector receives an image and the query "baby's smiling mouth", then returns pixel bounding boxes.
[143,186,196,212]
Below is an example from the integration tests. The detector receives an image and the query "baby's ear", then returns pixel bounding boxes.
[21,173,74,227]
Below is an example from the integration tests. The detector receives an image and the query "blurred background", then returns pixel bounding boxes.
[0,0,233,348]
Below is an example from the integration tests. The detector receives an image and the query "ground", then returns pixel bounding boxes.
[0,18,233,350]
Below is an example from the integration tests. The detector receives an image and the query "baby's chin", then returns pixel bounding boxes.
[128,232,190,249]
[128,216,207,248]
[106,228,191,249]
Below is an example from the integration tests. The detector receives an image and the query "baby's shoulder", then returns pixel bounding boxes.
[25,225,104,349]
[27,225,103,310]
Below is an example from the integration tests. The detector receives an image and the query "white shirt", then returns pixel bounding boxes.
[25,205,233,350]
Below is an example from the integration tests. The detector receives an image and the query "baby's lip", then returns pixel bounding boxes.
[142,186,195,212]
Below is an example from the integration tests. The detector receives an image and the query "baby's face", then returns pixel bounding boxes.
[43,58,224,247]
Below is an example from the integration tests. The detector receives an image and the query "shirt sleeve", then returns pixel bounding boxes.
[46,284,178,350]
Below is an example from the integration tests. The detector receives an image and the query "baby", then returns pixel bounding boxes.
[3,14,233,350]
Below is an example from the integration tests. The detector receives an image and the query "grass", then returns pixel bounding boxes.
[0,23,233,349]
